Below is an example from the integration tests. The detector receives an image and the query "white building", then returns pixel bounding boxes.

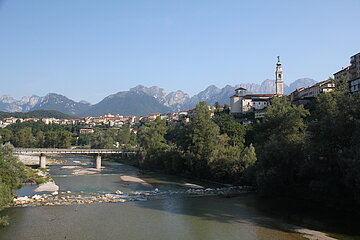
[230,88,274,117]
[230,57,283,118]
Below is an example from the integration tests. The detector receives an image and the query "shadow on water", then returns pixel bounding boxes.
[132,193,301,234]
[133,191,360,240]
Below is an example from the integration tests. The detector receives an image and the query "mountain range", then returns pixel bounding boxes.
[0,78,317,117]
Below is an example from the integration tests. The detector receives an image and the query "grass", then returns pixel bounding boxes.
[24,167,52,185]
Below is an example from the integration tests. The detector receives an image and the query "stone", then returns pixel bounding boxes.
[32,195,42,200]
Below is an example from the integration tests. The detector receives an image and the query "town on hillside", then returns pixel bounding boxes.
[1,52,358,130]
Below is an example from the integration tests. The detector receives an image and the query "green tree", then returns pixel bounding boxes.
[138,117,168,152]
[304,78,360,204]
[137,117,169,168]
[90,129,115,149]
[186,101,220,178]
[0,143,26,226]
[44,131,57,148]
[253,96,309,196]
[116,124,131,146]
[14,127,34,147]
[0,129,12,145]
[213,113,245,149]
[57,131,72,148]
[35,131,45,148]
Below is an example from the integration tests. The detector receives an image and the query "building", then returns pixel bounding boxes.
[333,52,360,93]
[230,87,274,117]
[334,66,351,81]
[79,128,94,134]
[290,79,335,104]
[349,53,360,93]
[230,57,282,119]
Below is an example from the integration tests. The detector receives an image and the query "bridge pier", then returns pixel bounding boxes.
[39,153,46,168]
[95,154,101,169]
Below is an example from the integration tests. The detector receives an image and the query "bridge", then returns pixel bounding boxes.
[14,148,135,169]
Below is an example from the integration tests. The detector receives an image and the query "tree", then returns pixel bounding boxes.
[90,129,116,149]
[253,96,309,196]
[138,117,168,152]
[57,131,72,148]
[213,113,245,149]
[186,101,220,178]
[35,131,45,148]
[137,117,169,168]
[0,143,25,226]
[14,127,34,147]
[116,124,131,146]
[304,78,360,204]
[0,129,12,145]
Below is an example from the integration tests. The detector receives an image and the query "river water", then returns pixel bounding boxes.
[0,155,358,240]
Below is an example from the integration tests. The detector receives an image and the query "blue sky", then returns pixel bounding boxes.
[0,0,359,103]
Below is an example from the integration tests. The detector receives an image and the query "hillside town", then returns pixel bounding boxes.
[1,52,358,130]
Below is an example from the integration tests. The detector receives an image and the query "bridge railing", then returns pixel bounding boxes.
[14,148,135,154]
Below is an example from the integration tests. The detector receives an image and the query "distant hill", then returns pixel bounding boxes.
[82,91,171,117]
[31,93,91,116]
[0,110,73,120]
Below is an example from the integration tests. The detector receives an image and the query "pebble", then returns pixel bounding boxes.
[10,186,253,208]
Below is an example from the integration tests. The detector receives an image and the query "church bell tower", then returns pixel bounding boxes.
[275,56,284,95]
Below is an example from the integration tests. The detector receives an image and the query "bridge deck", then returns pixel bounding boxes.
[14,148,134,154]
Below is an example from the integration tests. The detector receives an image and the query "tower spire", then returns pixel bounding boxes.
[275,56,284,95]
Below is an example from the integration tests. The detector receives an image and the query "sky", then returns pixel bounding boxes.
[0,0,359,103]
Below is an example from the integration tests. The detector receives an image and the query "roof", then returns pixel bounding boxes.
[334,66,350,75]
[245,94,276,97]
[235,87,247,91]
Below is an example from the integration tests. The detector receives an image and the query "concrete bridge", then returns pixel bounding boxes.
[14,148,135,169]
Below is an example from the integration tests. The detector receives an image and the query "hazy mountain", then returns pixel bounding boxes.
[129,85,190,111]
[286,78,317,94]
[0,95,41,112]
[83,91,171,117]
[164,90,190,111]
[130,85,167,104]
[31,93,91,116]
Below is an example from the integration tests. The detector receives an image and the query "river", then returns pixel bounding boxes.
[0,155,358,240]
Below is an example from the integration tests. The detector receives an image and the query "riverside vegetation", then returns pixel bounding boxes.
[0,78,359,222]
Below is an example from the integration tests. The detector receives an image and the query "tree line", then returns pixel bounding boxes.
[0,110,73,120]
